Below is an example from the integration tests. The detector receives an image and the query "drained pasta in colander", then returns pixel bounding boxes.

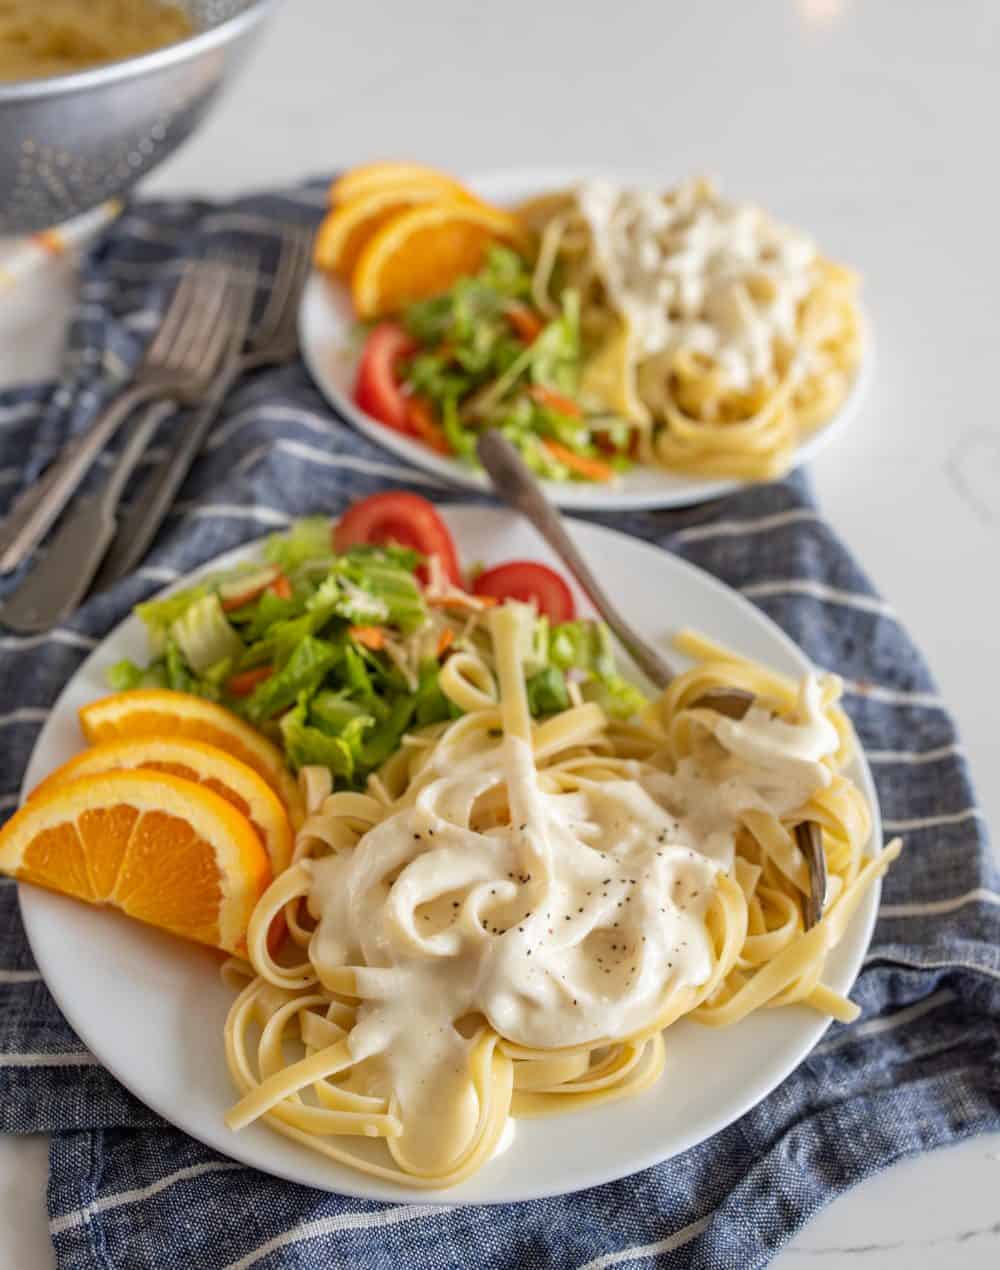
[0,0,192,81]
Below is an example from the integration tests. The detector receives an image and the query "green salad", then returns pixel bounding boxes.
[359,248,631,483]
[110,517,646,791]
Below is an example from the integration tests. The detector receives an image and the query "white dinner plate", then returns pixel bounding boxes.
[19,508,883,1204]
[298,167,871,511]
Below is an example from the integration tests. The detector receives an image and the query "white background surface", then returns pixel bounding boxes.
[1,0,997,1266]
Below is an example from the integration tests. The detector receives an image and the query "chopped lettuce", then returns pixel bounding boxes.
[164,638,217,698]
[280,698,356,780]
[396,247,619,480]
[548,619,646,718]
[236,589,303,641]
[170,594,244,674]
[106,658,165,691]
[335,556,425,632]
[413,658,458,726]
[242,636,340,724]
[262,517,334,571]
[136,583,210,654]
[112,516,647,792]
[583,673,647,720]
[526,666,570,716]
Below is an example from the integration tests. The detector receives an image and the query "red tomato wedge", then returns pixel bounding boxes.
[354,322,418,434]
[333,491,463,586]
[472,561,576,621]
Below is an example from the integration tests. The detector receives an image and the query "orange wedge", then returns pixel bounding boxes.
[29,737,293,876]
[0,770,270,954]
[351,200,527,320]
[78,691,304,828]
[330,161,469,207]
[314,182,477,279]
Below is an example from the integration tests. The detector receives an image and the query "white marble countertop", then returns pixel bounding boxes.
[1,1,997,1265]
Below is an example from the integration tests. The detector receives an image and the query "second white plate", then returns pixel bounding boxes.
[299,166,871,511]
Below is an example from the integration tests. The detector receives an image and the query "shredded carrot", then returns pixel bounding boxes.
[269,573,293,600]
[542,438,614,482]
[407,398,452,455]
[436,627,454,658]
[505,302,543,343]
[528,384,583,419]
[427,592,497,612]
[349,625,387,650]
[226,665,274,697]
[220,569,279,612]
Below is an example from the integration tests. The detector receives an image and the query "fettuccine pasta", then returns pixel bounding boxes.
[223,613,899,1187]
[526,178,862,480]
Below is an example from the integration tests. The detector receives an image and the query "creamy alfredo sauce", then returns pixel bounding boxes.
[576,178,819,390]
[306,675,839,1168]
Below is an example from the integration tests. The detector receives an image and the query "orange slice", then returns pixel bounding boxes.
[351,200,527,320]
[78,691,304,828]
[330,161,469,207]
[29,737,293,876]
[314,183,478,279]
[0,771,270,954]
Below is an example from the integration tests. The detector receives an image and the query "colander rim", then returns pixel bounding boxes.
[0,0,279,104]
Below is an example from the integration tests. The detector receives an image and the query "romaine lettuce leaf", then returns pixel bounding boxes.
[136,583,210,654]
[106,658,166,691]
[280,698,355,779]
[170,594,244,674]
[263,517,333,571]
[241,636,340,723]
[526,666,570,715]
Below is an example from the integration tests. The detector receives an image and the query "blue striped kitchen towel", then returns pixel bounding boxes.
[0,186,997,1270]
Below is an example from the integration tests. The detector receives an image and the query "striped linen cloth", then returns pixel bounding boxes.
[0,187,998,1270]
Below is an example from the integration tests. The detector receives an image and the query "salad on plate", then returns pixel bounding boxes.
[109,492,645,790]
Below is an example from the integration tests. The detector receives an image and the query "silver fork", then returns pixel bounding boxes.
[476,428,828,929]
[0,256,237,577]
[0,259,249,633]
[93,225,313,588]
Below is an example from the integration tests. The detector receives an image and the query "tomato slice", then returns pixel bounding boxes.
[354,322,418,434]
[472,561,576,621]
[333,491,463,586]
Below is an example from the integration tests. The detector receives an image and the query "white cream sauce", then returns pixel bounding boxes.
[305,674,838,1166]
[576,178,818,390]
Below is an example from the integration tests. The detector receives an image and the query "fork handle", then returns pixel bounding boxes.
[475,429,677,688]
[0,379,172,575]
[0,401,176,634]
[94,357,253,588]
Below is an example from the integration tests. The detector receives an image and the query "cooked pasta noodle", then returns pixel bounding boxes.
[526,178,862,480]
[223,613,899,1187]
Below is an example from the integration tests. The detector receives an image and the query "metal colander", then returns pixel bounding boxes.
[0,0,276,235]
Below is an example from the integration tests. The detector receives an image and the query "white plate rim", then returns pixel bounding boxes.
[18,508,884,1204]
[298,164,872,512]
